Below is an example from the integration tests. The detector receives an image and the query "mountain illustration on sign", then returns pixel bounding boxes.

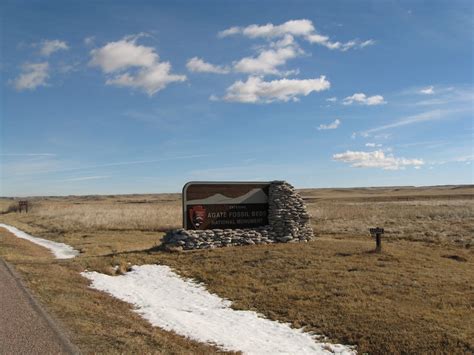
[187,188,268,205]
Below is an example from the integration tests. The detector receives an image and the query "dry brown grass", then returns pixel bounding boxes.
[308,199,473,246]
[0,229,226,354]
[0,185,473,354]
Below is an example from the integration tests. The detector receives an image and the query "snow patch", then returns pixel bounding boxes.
[0,223,79,259]
[82,264,355,354]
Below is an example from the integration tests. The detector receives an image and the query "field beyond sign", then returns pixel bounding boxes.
[0,185,473,353]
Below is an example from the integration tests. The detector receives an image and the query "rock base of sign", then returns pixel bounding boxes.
[162,181,314,251]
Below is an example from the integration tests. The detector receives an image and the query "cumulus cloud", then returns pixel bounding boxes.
[233,45,301,75]
[223,75,330,103]
[342,93,386,106]
[420,86,434,95]
[219,19,374,51]
[105,62,186,95]
[89,35,186,95]
[333,150,423,170]
[11,62,49,91]
[192,34,301,76]
[39,39,69,56]
[318,119,340,130]
[90,36,158,73]
[186,57,229,74]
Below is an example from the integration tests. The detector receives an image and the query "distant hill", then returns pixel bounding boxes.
[186,188,268,205]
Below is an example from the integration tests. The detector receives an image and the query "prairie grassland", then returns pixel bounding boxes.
[2,185,472,246]
[0,185,473,353]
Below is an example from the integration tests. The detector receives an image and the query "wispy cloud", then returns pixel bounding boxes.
[362,108,464,135]
[186,57,230,74]
[218,19,375,51]
[0,153,56,157]
[333,150,424,170]
[317,119,340,130]
[4,154,211,176]
[342,93,386,106]
[365,143,382,147]
[11,62,49,91]
[38,39,69,56]
[419,86,434,95]
[61,175,109,182]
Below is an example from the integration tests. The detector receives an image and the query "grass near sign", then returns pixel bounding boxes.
[182,182,270,230]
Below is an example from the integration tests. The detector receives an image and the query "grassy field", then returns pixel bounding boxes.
[0,185,473,353]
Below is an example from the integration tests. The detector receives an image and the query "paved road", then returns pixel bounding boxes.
[0,258,78,354]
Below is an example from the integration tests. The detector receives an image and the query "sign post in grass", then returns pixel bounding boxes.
[369,227,384,253]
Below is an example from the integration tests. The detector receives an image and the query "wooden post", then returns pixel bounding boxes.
[369,227,384,253]
[18,201,28,213]
[375,232,382,253]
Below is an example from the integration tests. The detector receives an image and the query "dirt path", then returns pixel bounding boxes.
[0,258,78,354]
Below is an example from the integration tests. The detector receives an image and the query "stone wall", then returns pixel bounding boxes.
[162,181,314,251]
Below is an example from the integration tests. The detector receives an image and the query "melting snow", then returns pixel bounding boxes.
[0,223,79,259]
[82,264,356,354]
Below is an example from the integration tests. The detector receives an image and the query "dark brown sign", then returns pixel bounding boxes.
[183,182,270,230]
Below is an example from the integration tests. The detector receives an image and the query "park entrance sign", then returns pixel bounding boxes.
[183,182,270,230]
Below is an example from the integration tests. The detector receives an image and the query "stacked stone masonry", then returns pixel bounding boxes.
[162,181,314,251]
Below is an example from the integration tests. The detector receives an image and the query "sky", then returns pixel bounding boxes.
[1,0,473,196]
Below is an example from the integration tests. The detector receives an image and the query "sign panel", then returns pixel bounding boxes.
[183,182,270,230]
[369,227,385,235]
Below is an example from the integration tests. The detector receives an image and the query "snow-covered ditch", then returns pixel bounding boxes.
[82,264,356,354]
[0,223,79,259]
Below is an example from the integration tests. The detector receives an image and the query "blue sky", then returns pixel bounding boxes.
[1,0,473,196]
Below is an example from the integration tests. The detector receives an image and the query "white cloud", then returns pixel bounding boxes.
[362,109,459,135]
[233,46,301,75]
[39,40,69,56]
[318,119,340,130]
[190,34,301,76]
[223,75,330,103]
[420,86,434,95]
[62,175,109,182]
[219,19,375,51]
[90,35,186,95]
[219,19,314,39]
[454,154,474,162]
[333,150,424,170]
[326,97,337,102]
[342,92,386,106]
[218,26,241,38]
[105,62,186,96]
[186,57,229,74]
[365,143,382,147]
[89,36,158,73]
[306,36,375,51]
[11,62,49,91]
[84,36,95,46]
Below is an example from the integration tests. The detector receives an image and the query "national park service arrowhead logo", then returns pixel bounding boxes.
[189,205,206,229]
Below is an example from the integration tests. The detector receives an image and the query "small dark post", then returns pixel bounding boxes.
[369,227,384,253]
[18,200,29,213]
